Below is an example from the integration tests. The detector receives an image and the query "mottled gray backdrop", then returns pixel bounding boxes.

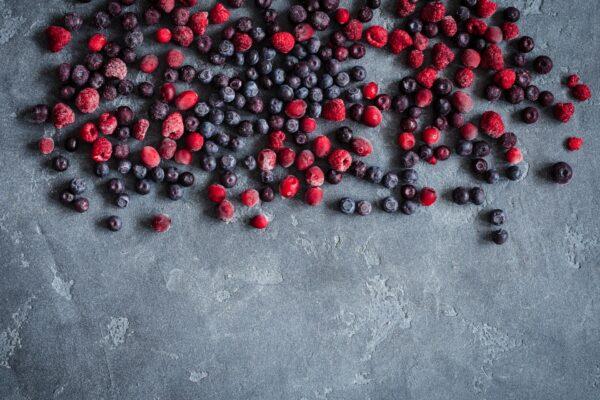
[1,0,599,399]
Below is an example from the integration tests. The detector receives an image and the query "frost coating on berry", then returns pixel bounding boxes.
[480,111,505,138]
[104,58,128,80]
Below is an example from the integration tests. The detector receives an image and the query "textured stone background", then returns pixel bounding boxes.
[1,0,599,399]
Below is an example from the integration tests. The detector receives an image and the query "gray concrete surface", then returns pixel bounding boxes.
[1,0,600,398]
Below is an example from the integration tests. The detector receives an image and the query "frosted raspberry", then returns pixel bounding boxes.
[388,29,412,54]
[162,112,184,139]
[420,1,445,23]
[104,58,127,80]
[480,111,505,138]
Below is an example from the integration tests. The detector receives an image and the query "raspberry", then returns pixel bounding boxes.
[343,19,363,41]
[493,69,516,90]
[162,112,184,139]
[157,0,176,14]
[553,103,575,123]
[295,149,315,170]
[185,132,204,152]
[294,23,314,42]
[566,137,583,151]
[501,22,519,40]
[460,123,479,140]
[88,33,107,52]
[268,130,286,150]
[104,58,128,80]
[397,132,415,150]
[79,122,99,143]
[362,105,382,127]
[188,12,208,35]
[439,16,458,37]
[159,138,177,160]
[451,91,473,113]
[432,42,455,70]
[322,99,346,121]
[271,31,295,54]
[566,74,580,88]
[75,88,100,114]
[133,119,150,141]
[209,3,230,24]
[175,90,199,111]
[38,137,54,155]
[172,26,194,47]
[305,166,324,187]
[304,187,323,206]
[412,32,429,51]
[455,67,474,88]
[152,214,171,233]
[362,82,378,100]
[155,28,172,43]
[91,137,112,163]
[250,214,269,229]
[350,137,372,156]
[422,127,440,145]
[174,148,192,165]
[484,26,503,43]
[416,67,437,89]
[279,175,300,198]
[415,88,433,108]
[480,111,505,138]
[572,84,591,101]
[328,149,352,172]
[505,147,523,165]
[98,113,117,135]
[217,200,235,222]
[240,189,260,207]
[465,18,488,36]
[365,25,388,48]
[420,1,445,23]
[461,49,481,68]
[52,103,75,129]
[166,49,185,68]
[300,117,317,133]
[419,187,437,206]
[481,44,504,70]
[231,32,252,52]
[207,184,227,203]
[140,54,159,73]
[257,149,277,171]
[388,29,412,54]
[407,49,424,69]
[396,0,416,17]
[278,147,296,168]
[312,135,332,158]
[475,0,497,18]
[335,8,350,24]
[45,26,71,53]
[285,99,307,119]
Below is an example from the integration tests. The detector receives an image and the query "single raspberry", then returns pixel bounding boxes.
[422,127,440,145]
[501,22,519,40]
[407,49,424,69]
[231,32,252,52]
[185,132,204,152]
[493,69,516,90]
[155,28,172,43]
[285,99,307,119]
[52,103,75,129]
[294,23,315,42]
[484,26,503,43]
[305,166,324,187]
[209,3,230,24]
[88,33,107,52]
[475,0,497,18]
[98,113,117,135]
[566,137,583,151]
[188,12,208,35]
[480,111,505,138]
[268,130,286,150]
[465,18,488,36]
[455,67,474,88]
[174,148,192,165]
[388,29,412,54]
[432,42,455,70]
[343,19,363,41]
[79,122,99,143]
[416,67,437,89]
[207,184,227,203]
[312,135,332,158]
[505,147,523,164]
[362,82,378,100]
[451,91,473,113]
[257,148,277,171]
[104,58,128,80]
[133,119,150,141]
[152,214,171,233]
[461,49,481,68]
[162,112,184,139]
[300,117,317,133]
[328,148,352,172]
[157,0,176,14]
[75,88,100,114]
[420,187,437,206]
[351,137,372,156]
[420,1,445,23]
[279,175,300,198]
[38,137,54,155]
[460,123,479,140]
[572,84,591,101]
[553,103,575,123]
[396,0,416,17]
[295,149,315,170]
[159,138,177,160]
[240,189,260,207]
[415,88,433,108]
[322,99,346,121]
[166,49,185,68]
[278,147,296,168]
[45,26,71,53]
[172,26,194,47]
[397,132,415,150]
[91,137,112,163]
[565,74,580,88]
[412,32,429,51]
[175,90,199,111]
[481,44,503,70]
[304,187,323,206]
[271,31,295,54]
[362,105,382,127]
[250,214,268,229]
[140,54,159,74]
[439,16,458,37]
[365,25,388,48]
[217,200,235,222]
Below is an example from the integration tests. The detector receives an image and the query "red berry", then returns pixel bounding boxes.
[207,184,227,203]
[52,103,75,129]
[233,32,253,52]
[98,113,117,135]
[140,54,159,74]
[416,67,437,89]
[141,146,161,168]
[439,16,458,37]
[415,88,433,108]
[277,147,296,168]
[481,44,504,70]
[250,214,269,229]
[172,26,194,47]
[217,200,235,222]
[553,103,575,123]
[79,122,99,143]
[157,0,176,14]
[312,135,332,158]
[304,187,323,206]
[396,0,416,17]
[451,91,473,113]
[572,84,591,101]
[133,119,150,141]
[460,123,478,140]
[566,74,580,89]
[174,148,192,165]
[362,82,378,100]
[257,148,277,171]
[175,90,199,111]
[300,117,317,133]
[505,147,523,164]
[465,18,488,36]
[166,49,185,68]
[566,137,583,151]
[388,29,413,54]
[156,28,172,43]
[188,11,208,35]
[185,132,204,152]
[45,26,71,53]
[420,1,445,23]
[432,42,455,70]
[480,111,505,138]
[285,99,307,119]
[295,149,315,171]
[422,127,440,145]
[271,31,295,54]
[209,3,230,24]
[152,214,171,233]
[305,166,324,187]
[455,67,474,88]
[484,26,503,43]
[75,88,100,114]
[322,99,346,121]
[335,8,350,24]
[38,137,55,155]
[475,0,497,18]
[104,58,128,80]
[91,137,113,163]
[419,187,437,206]
[500,22,519,40]
[240,189,260,207]
[162,112,184,139]
[294,23,314,42]
[407,49,424,69]
[397,132,415,150]
[413,32,429,51]
[365,25,388,48]
[159,138,177,160]
[461,49,481,68]
[343,19,363,41]
[279,175,300,198]
[350,137,373,156]
[361,105,382,127]
[493,69,516,90]
[88,33,107,52]
[268,130,286,150]
[160,83,177,103]
[328,148,352,172]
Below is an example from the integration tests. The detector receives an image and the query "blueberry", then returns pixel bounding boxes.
[260,187,275,202]
[366,166,383,184]
[308,88,323,102]
[326,169,343,184]
[551,162,573,184]
[197,68,213,84]
[220,154,237,171]
[73,198,89,213]
[94,162,109,177]
[506,165,523,181]
[335,73,350,88]
[278,85,294,101]
[117,160,132,175]
[221,171,237,188]
[469,187,485,205]
[255,119,269,135]
[337,126,353,143]
[149,167,164,182]
[356,200,372,216]
[381,196,399,213]
[400,169,418,184]
[485,169,500,184]
[163,167,178,184]
[452,187,470,205]
[59,190,75,205]
[199,154,217,171]
[400,200,418,215]
[53,156,70,172]
[167,184,183,200]
[319,74,334,89]
[400,184,417,200]
[179,172,195,187]
[135,179,151,195]
[69,178,86,194]
[350,66,366,81]
[399,151,419,169]
[489,209,506,225]
[345,87,362,102]
[339,198,356,214]
[243,155,257,170]
[133,164,147,180]
[473,141,491,158]
[260,170,274,184]
[106,215,122,232]
[491,229,508,245]
[199,122,216,138]
[382,172,399,189]
[455,140,473,156]
[295,87,309,100]
[225,110,240,126]
[307,103,321,118]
